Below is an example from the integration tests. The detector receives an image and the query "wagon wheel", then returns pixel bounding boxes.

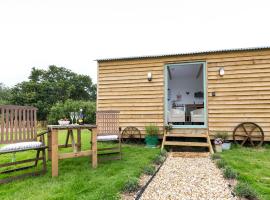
[121,126,141,144]
[233,122,264,147]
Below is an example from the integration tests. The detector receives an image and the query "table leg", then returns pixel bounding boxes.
[77,128,81,152]
[91,128,97,168]
[70,130,77,153]
[64,129,70,147]
[47,130,52,160]
[51,129,59,177]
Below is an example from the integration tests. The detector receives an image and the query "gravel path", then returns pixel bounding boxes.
[140,156,237,200]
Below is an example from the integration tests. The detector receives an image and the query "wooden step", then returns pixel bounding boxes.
[166,133,207,138]
[170,152,210,158]
[164,141,210,147]
[170,129,207,134]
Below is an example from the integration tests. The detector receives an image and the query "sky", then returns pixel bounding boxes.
[0,0,270,86]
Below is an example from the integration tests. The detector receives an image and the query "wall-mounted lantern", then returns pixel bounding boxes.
[147,72,152,81]
[219,67,225,76]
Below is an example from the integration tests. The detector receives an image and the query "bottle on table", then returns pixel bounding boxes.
[78,108,84,125]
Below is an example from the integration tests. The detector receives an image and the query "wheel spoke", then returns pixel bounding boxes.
[241,124,249,136]
[249,137,255,146]
[249,126,257,136]
[240,137,248,146]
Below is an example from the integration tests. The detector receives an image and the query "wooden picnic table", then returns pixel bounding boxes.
[47,124,97,177]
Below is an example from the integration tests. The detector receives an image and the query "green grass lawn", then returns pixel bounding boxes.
[221,145,270,200]
[0,130,159,200]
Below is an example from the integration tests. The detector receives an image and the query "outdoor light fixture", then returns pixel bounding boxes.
[219,67,225,76]
[147,72,152,81]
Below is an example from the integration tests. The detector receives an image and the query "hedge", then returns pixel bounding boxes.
[48,99,96,124]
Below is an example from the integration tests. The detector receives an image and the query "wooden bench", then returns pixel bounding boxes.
[0,105,47,184]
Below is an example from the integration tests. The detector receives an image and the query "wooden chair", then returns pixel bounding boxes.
[168,107,185,123]
[96,111,121,161]
[191,108,204,123]
[0,105,47,184]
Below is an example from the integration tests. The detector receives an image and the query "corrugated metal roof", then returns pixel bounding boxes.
[96,46,270,62]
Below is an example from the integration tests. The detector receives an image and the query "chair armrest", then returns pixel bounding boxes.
[37,130,49,137]
[37,130,49,144]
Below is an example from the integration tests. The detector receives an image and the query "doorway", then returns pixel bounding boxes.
[165,62,207,128]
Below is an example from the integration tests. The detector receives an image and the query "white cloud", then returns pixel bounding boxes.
[0,0,270,86]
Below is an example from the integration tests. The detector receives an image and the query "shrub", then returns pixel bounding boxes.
[153,155,165,165]
[164,123,173,131]
[145,124,159,136]
[234,182,258,199]
[214,131,229,140]
[210,154,221,160]
[48,99,96,124]
[121,177,139,193]
[216,159,226,169]
[223,166,238,179]
[160,149,167,157]
[143,165,156,175]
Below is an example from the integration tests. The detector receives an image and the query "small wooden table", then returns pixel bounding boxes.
[47,124,97,177]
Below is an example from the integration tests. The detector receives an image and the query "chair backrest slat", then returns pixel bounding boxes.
[1,107,4,142]
[0,105,38,144]
[27,109,29,140]
[96,111,120,136]
[10,108,14,142]
[14,108,18,141]
[30,109,33,140]
[18,108,22,141]
[5,108,9,142]
[23,109,26,141]
[34,109,37,139]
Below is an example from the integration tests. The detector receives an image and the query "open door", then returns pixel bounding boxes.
[165,62,207,128]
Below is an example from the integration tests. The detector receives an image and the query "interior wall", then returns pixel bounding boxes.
[168,67,204,109]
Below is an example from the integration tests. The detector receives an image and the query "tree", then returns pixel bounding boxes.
[10,66,96,120]
[47,100,96,125]
[0,83,11,105]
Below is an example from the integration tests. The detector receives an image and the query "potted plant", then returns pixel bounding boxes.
[145,124,159,148]
[214,138,223,153]
[220,132,231,150]
[215,132,231,150]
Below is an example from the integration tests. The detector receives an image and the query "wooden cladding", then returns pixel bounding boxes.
[98,49,270,139]
[97,59,164,133]
[0,105,37,144]
[207,53,270,137]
